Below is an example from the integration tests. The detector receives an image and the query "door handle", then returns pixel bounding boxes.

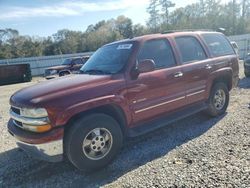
[205,64,212,70]
[174,72,183,78]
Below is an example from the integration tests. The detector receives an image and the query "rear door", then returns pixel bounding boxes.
[126,38,186,124]
[174,36,212,105]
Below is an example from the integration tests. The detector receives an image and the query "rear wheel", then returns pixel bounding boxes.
[65,114,123,171]
[206,82,229,117]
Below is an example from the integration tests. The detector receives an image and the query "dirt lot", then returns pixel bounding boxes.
[0,63,249,187]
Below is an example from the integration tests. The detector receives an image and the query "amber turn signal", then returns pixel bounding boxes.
[36,124,52,132]
[22,123,52,133]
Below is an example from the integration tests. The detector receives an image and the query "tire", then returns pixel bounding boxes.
[65,113,123,171]
[59,71,70,77]
[206,82,229,117]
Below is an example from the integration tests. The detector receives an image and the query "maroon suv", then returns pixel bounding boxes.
[8,31,239,171]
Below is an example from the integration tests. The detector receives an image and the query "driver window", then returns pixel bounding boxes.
[138,39,176,69]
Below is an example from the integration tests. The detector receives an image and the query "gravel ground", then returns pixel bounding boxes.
[0,63,249,187]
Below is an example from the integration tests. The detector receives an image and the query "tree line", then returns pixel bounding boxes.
[147,0,250,35]
[1,0,250,60]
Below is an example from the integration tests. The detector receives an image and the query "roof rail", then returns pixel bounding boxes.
[161,29,214,34]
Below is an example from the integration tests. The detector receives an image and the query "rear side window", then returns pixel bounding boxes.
[175,36,207,63]
[138,39,176,69]
[201,34,235,57]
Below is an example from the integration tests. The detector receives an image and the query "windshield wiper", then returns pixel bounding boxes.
[81,69,112,75]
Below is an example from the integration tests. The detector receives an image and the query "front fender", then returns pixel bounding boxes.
[53,94,130,127]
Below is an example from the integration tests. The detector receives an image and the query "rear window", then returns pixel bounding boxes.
[202,33,235,57]
[175,36,207,63]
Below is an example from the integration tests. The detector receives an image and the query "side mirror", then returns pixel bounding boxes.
[137,59,155,73]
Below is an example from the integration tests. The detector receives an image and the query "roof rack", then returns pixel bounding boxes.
[161,29,214,34]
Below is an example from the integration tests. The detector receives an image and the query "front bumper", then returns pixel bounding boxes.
[8,119,64,162]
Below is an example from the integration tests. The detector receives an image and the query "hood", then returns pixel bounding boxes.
[46,65,70,71]
[10,74,111,107]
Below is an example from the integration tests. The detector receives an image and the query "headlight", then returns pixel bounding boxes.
[20,108,48,118]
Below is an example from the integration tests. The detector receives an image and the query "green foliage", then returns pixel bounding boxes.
[1,0,250,60]
[161,0,250,35]
[0,16,135,59]
[160,0,175,24]
[116,16,133,38]
[147,0,161,32]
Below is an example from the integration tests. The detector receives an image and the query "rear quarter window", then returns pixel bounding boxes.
[201,33,235,57]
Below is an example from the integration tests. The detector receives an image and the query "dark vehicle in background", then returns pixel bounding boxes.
[44,56,90,79]
[244,53,250,77]
[8,31,239,171]
[0,64,32,86]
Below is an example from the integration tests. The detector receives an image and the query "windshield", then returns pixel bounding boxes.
[62,59,71,65]
[80,43,134,74]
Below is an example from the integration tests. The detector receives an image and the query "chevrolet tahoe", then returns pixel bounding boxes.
[8,31,239,171]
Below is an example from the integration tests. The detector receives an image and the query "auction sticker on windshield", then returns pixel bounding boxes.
[117,44,133,50]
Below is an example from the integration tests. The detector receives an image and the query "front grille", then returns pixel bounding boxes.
[11,106,20,115]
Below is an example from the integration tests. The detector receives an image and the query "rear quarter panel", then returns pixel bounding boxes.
[205,55,237,99]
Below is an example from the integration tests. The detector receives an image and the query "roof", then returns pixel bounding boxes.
[132,30,221,41]
[105,30,223,46]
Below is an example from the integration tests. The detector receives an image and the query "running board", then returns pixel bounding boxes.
[127,102,208,137]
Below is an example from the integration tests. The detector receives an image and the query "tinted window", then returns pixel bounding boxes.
[175,36,206,63]
[73,58,82,64]
[138,39,176,69]
[202,34,235,57]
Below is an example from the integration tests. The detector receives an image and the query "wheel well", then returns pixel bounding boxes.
[64,104,128,136]
[59,70,70,76]
[212,74,232,91]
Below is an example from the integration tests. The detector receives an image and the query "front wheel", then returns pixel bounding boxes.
[65,114,123,171]
[205,82,229,117]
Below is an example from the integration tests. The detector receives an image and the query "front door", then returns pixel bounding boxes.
[126,38,186,125]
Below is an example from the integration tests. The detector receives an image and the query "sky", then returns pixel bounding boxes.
[0,0,230,37]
